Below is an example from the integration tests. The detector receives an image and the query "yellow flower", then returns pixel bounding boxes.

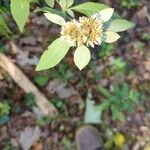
[113,133,125,148]
[145,145,150,150]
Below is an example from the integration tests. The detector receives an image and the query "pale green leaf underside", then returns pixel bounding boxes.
[70,2,107,16]
[108,19,135,32]
[45,0,55,8]
[74,45,91,70]
[93,8,114,22]
[44,12,66,26]
[10,0,30,32]
[36,38,70,71]
[59,0,74,9]
[66,0,74,8]
[103,31,120,43]
[59,0,67,10]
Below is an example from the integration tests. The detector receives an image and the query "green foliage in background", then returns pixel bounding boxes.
[120,0,142,9]
[99,43,114,57]
[0,46,9,54]
[97,82,140,121]
[0,9,12,39]
[0,101,11,126]
[0,101,10,116]
[52,98,65,112]
[50,63,74,82]
[2,141,18,150]
[24,92,36,108]
[33,75,49,86]
[36,116,51,126]
[111,58,126,75]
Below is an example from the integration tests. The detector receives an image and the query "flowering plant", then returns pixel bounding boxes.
[35,1,134,71]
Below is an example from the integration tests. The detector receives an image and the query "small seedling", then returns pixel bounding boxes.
[97,82,140,121]
[111,58,126,75]
[99,43,114,58]
[52,98,65,111]
[0,101,10,116]
[36,116,51,127]
[0,101,10,125]
[33,75,49,87]
[24,93,36,108]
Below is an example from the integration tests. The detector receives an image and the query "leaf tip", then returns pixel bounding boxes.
[35,65,42,72]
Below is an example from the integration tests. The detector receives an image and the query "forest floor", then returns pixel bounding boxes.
[0,0,150,150]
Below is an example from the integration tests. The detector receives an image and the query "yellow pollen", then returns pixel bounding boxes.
[60,17,103,47]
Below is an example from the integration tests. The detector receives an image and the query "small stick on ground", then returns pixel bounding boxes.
[0,53,58,117]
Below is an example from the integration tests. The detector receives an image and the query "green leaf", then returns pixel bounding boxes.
[45,0,55,7]
[24,92,36,108]
[10,0,30,32]
[44,12,66,26]
[99,86,111,98]
[111,106,125,121]
[58,0,74,10]
[66,9,75,18]
[66,0,74,8]
[108,19,135,32]
[35,7,66,18]
[103,31,120,43]
[96,101,110,111]
[33,75,49,86]
[74,45,91,70]
[0,102,10,116]
[58,0,67,10]
[70,2,107,16]
[84,90,101,124]
[93,8,114,22]
[0,115,9,126]
[29,0,39,3]
[36,38,70,71]
[0,16,12,38]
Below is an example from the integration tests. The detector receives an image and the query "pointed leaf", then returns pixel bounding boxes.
[103,31,120,43]
[44,12,66,26]
[10,0,30,32]
[74,45,91,70]
[66,0,74,8]
[94,8,114,22]
[66,9,75,18]
[108,19,135,32]
[111,107,125,121]
[70,2,107,16]
[96,101,110,111]
[99,86,111,98]
[36,38,70,71]
[45,0,55,8]
[59,0,67,10]
[59,0,74,9]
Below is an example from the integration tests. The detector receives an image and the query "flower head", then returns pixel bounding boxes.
[60,17,103,47]
[79,16,103,47]
[60,19,80,46]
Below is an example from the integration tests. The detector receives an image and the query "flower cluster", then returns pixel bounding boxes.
[60,16,103,47]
